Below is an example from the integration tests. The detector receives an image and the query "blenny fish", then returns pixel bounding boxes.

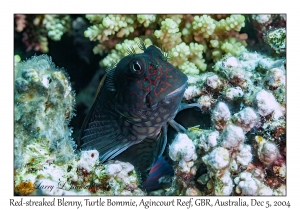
[78,39,200,182]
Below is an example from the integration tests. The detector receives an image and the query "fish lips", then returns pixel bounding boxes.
[146,82,188,109]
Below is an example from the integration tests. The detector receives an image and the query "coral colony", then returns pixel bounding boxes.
[14,14,286,195]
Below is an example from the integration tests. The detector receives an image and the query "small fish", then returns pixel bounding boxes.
[77,39,200,181]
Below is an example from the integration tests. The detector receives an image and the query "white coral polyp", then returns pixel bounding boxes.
[197,131,219,152]
[236,144,252,166]
[184,85,201,100]
[228,67,246,83]
[198,95,214,110]
[202,147,230,170]
[222,124,245,150]
[223,56,239,69]
[77,150,99,172]
[105,161,135,186]
[224,86,244,100]
[105,163,123,175]
[255,89,283,119]
[117,161,135,174]
[212,102,231,128]
[234,171,259,195]
[206,75,221,89]
[258,141,278,165]
[214,170,233,195]
[233,107,258,132]
[169,133,197,162]
[267,68,285,87]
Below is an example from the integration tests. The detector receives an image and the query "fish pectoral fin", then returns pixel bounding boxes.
[169,102,203,133]
[112,125,168,182]
[156,125,168,159]
[142,156,174,192]
[169,119,186,133]
[81,116,137,163]
[82,132,134,163]
[178,102,202,112]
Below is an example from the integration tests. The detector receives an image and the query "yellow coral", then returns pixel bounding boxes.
[168,42,206,73]
[210,37,247,61]
[43,15,71,41]
[215,15,245,33]
[15,181,36,195]
[137,15,156,27]
[85,15,137,42]
[179,61,200,75]
[154,18,182,51]
[191,15,246,62]
[100,38,153,67]
[86,14,247,75]
[86,15,106,24]
[169,42,190,67]
[157,14,183,25]
[188,42,207,71]
[193,15,216,40]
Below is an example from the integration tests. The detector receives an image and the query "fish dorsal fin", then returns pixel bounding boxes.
[94,74,107,101]
[94,67,116,102]
[105,67,116,91]
[126,45,136,56]
[135,38,146,51]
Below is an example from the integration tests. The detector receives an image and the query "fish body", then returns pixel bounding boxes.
[78,44,188,179]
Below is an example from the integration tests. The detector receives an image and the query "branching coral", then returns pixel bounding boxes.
[84,15,138,42]
[155,18,182,50]
[84,14,247,75]
[84,14,146,58]
[14,14,72,53]
[99,38,153,67]
[43,15,72,41]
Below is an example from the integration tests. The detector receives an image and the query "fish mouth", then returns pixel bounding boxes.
[165,82,188,99]
[147,82,187,109]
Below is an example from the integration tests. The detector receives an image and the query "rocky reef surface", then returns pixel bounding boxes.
[14,55,145,196]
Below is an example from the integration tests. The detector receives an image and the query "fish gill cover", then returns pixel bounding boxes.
[14,14,286,196]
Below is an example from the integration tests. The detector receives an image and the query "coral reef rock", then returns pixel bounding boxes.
[14,55,145,196]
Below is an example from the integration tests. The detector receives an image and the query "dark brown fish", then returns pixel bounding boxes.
[77,40,200,179]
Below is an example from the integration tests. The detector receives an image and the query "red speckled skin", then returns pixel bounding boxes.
[115,46,185,110]
[78,45,188,167]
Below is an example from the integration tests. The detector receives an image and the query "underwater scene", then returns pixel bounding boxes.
[14,14,286,196]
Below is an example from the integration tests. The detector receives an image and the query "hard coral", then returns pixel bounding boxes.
[85,14,247,75]
[14,14,71,53]
[14,55,145,196]
[15,181,35,196]
[14,55,76,168]
[165,50,286,196]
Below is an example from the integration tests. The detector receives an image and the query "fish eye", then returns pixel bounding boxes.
[130,60,145,76]
[132,61,141,71]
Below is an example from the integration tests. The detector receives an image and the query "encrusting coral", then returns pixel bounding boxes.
[14,55,76,168]
[14,55,145,196]
[155,50,286,196]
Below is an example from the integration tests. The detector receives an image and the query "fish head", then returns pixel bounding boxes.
[114,45,188,113]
